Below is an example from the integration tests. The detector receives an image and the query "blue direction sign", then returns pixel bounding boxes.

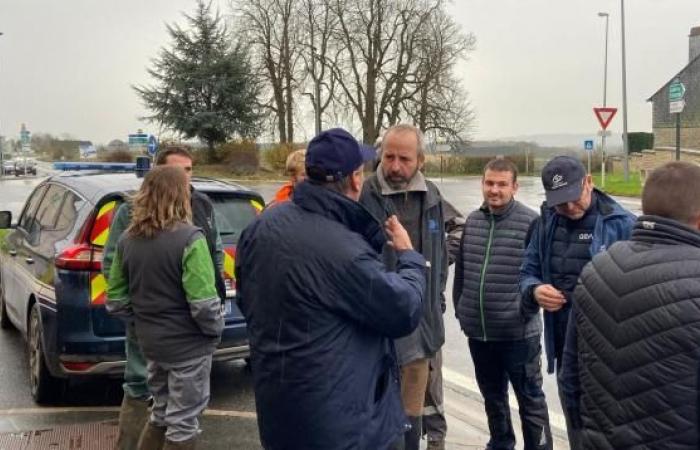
[147,135,158,156]
[584,140,594,151]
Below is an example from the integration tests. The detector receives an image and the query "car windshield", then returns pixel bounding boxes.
[207,194,259,246]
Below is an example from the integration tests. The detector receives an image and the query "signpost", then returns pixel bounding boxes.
[584,140,594,173]
[669,78,686,161]
[593,107,618,188]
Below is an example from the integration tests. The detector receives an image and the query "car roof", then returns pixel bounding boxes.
[46,172,261,204]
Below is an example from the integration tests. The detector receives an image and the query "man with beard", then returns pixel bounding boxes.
[360,124,463,450]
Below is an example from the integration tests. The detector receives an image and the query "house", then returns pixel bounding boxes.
[647,26,700,151]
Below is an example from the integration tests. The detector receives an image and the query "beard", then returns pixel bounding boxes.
[383,169,419,190]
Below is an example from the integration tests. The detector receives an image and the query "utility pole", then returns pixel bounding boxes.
[621,0,630,181]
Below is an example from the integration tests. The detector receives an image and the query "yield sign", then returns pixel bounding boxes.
[593,107,618,130]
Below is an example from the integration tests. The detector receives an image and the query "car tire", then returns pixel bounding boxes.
[28,303,63,404]
[0,280,12,330]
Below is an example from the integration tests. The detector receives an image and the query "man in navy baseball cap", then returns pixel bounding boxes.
[306,128,376,183]
[236,126,426,450]
[520,154,635,449]
[541,156,588,208]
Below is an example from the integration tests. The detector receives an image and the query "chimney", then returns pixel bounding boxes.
[690,26,700,61]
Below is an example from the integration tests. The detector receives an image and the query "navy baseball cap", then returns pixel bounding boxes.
[306,128,376,182]
[541,156,587,206]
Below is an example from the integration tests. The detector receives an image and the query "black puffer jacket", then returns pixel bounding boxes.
[573,216,700,449]
[453,200,539,341]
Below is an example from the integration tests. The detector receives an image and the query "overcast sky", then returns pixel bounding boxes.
[0,0,699,145]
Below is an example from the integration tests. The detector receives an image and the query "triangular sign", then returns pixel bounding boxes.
[593,107,618,130]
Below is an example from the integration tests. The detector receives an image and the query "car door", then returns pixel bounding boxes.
[1,184,47,331]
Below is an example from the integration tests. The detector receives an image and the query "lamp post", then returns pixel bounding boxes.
[0,32,4,180]
[598,12,609,186]
[621,0,630,181]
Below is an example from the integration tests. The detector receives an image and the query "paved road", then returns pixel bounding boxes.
[0,171,638,447]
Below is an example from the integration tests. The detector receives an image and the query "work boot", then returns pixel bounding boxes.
[405,416,422,450]
[426,439,446,450]
[116,395,151,450]
[162,438,197,450]
[137,422,166,450]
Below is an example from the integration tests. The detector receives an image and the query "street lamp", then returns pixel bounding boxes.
[621,0,630,181]
[0,32,4,180]
[598,12,609,186]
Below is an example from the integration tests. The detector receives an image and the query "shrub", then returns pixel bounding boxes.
[217,140,259,175]
[99,149,134,163]
[263,144,295,172]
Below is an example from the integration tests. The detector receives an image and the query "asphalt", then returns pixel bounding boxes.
[0,385,572,450]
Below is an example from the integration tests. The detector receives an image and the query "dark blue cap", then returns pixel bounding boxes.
[541,156,586,206]
[306,128,376,182]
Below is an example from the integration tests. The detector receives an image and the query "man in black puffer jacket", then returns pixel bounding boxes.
[561,161,700,449]
[454,158,551,450]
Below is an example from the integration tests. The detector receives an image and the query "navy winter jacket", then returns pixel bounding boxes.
[519,189,635,374]
[236,181,426,450]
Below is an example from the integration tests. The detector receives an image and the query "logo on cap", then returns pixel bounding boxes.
[551,174,567,190]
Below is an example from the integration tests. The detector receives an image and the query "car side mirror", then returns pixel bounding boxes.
[0,211,12,229]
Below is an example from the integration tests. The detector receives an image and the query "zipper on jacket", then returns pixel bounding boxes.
[479,215,495,341]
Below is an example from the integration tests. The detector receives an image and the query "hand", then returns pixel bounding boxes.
[384,215,413,252]
[533,284,566,312]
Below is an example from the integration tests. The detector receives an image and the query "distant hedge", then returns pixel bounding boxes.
[628,132,654,153]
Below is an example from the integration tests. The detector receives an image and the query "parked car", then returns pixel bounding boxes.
[2,161,15,175]
[14,160,37,176]
[0,167,264,403]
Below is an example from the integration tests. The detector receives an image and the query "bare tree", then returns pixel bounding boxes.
[404,8,476,144]
[236,0,299,143]
[297,0,338,135]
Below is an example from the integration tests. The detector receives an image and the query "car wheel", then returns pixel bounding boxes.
[0,280,12,330]
[28,303,63,404]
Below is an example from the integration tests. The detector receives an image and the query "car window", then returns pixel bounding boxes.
[18,185,48,233]
[54,190,83,232]
[207,194,260,245]
[36,185,67,230]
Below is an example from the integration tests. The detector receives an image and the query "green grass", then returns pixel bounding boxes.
[592,172,642,197]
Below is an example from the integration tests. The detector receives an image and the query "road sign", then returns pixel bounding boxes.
[670,100,686,114]
[584,140,594,151]
[669,80,686,102]
[147,135,158,156]
[597,130,612,137]
[594,107,618,130]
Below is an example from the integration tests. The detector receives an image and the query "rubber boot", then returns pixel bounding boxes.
[405,416,422,450]
[116,395,151,450]
[162,437,197,450]
[426,439,446,450]
[137,422,166,450]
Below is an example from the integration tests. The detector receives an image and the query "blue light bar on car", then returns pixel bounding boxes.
[53,162,137,172]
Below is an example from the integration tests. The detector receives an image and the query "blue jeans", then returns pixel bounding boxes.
[468,337,552,450]
[123,322,150,400]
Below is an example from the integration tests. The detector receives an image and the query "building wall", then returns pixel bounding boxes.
[652,125,700,149]
[651,57,700,150]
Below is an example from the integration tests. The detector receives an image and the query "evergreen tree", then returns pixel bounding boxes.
[135,1,261,161]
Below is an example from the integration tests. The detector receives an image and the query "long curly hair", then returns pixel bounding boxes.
[127,165,191,238]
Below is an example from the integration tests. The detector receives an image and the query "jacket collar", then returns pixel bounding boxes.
[376,166,428,195]
[479,199,517,219]
[633,215,700,248]
[293,181,386,252]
